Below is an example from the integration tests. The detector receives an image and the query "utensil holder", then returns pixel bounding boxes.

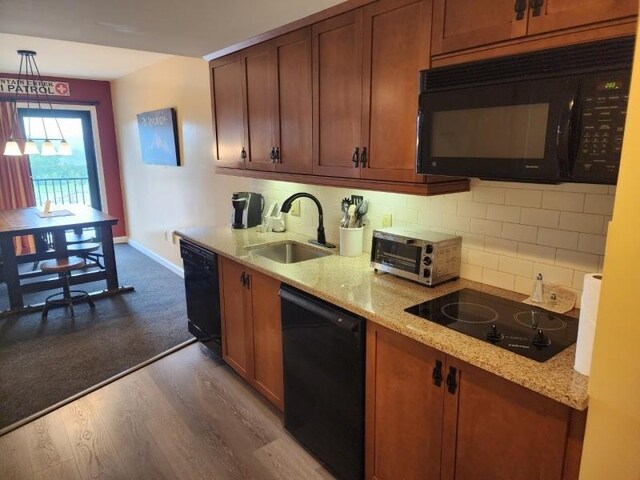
[340,227,363,257]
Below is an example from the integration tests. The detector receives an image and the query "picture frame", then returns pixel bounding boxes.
[136,107,180,166]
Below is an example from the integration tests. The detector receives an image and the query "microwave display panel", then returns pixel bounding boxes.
[372,239,421,274]
[430,103,549,159]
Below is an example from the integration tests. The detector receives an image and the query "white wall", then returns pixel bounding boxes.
[113,55,612,304]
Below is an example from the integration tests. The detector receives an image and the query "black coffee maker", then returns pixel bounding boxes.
[231,192,264,229]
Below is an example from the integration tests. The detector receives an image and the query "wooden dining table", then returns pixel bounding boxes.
[0,204,133,314]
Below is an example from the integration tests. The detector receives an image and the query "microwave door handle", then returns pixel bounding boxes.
[557,97,576,178]
[415,107,424,173]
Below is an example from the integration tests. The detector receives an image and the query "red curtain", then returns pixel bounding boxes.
[0,101,36,254]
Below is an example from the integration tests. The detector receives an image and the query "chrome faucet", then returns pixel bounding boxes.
[280,193,336,248]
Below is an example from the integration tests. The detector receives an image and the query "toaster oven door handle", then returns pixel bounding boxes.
[557,94,577,178]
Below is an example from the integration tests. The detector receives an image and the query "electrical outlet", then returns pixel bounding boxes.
[290,200,301,217]
[382,213,392,228]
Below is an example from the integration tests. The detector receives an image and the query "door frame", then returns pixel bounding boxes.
[16,102,109,213]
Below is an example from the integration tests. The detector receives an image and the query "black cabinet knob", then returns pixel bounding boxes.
[360,147,367,167]
[432,360,443,387]
[241,147,247,159]
[514,0,527,20]
[352,147,360,167]
[445,366,458,394]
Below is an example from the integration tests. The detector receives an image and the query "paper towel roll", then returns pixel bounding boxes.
[574,273,603,375]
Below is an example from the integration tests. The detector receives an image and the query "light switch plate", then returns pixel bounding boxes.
[382,213,392,228]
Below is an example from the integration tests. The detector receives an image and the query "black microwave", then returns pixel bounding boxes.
[416,37,634,185]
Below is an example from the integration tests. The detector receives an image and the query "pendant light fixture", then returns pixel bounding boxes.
[2,50,72,157]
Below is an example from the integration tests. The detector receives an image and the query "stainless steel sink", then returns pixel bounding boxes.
[252,241,332,264]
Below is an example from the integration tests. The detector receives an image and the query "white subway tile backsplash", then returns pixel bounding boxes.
[276,180,614,299]
[457,201,488,219]
[518,242,556,264]
[537,228,579,250]
[468,249,498,269]
[502,223,538,243]
[498,256,534,277]
[505,189,542,208]
[520,208,560,228]
[555,249,600,272]
[487,204,521,223]
[577,233,607,255]
[558,211,604,234]
[485,237,518,257]
[584,194,615,215]
[482,269,515,290]
[541,191,585,212]
[533,263,574,287]
[473,187,506,204]
[461,263,483,282]
[470,218,503,237]
[443,215,470,232]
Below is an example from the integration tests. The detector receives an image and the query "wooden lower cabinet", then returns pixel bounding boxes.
[218,256,284,411]
[365,323,586,480]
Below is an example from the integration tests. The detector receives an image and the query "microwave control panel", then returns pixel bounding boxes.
[574,72,629,183]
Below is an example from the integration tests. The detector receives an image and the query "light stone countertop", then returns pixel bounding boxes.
[175,226,589,411]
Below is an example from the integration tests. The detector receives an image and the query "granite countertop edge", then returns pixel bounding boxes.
[175,226,589,411]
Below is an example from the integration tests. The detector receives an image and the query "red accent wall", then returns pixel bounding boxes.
[0,74,127,237]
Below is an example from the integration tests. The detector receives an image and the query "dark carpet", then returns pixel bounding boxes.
[0,244,191,430]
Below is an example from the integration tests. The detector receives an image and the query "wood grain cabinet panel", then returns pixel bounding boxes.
[365,323,445,480]
[527,0,638,35]
[312,10,364,178]
[219,257,284,411]
[366,324,586,480]
[219,256,252,380]
[361,0,431,182]
[210,54,247,169]
[431,0,528,55]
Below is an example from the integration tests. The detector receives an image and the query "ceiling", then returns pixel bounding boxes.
[0,0,344,79]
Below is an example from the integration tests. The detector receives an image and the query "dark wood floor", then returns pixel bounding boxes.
[0,343,334,480]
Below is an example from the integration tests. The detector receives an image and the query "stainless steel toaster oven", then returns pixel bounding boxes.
[371,227,461,286]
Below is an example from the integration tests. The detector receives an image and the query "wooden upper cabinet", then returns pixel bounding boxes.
[211,54,247,169]
[273,28,313,175]
[365,323,445,480]
[527,0,638,35]
[440,358,571,480]
[431,0,529,56]
[243,44,277,171]
[361,0,431,183]
[312,10,364,178]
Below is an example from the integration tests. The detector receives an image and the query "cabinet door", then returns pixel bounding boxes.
[243,44,278,172]
[441,358,571,480]
[365,324,444,480]
[526,0,638,36]
[360,0,430,183]
[274,28,313,174]
[431,0,529,55]
[211,54,247,168]
[219,257,252,380]
[312,10,364,178]
[248,269,284,411]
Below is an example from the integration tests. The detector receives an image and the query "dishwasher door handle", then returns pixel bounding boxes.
[279,287,361,332]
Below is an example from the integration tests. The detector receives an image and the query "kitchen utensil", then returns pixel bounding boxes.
[341,197,351,228]
[348,204,356,228]
[355,200,368,227]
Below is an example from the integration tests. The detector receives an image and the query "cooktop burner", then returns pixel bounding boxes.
[405,288,578,362]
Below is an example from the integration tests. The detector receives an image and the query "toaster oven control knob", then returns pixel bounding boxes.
[532,328,550,347]
[486,324,503,342]
[423,268,431,278]
[425,244,434,254]
[423,256,432,266]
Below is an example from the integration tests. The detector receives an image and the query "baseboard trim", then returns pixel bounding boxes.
[114,236,128,244]
[127,239,184,278]
[0,338,197,437]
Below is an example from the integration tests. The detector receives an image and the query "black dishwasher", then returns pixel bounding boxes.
[280,285,365,480]
[180,239,222,356]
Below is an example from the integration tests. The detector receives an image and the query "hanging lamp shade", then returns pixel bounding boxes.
[2,50,72,157]
[3,139,22,156]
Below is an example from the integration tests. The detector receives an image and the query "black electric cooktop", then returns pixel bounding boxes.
[405,288,578,362]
